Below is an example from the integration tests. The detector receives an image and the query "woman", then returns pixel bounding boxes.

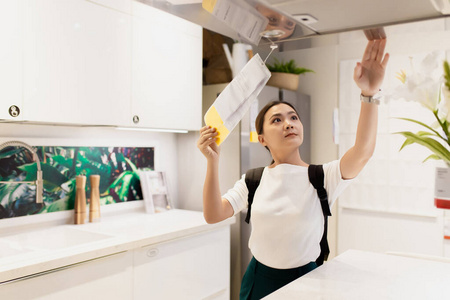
[197,39,389,299]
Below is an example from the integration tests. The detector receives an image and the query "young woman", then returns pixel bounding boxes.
[197,39,389,299]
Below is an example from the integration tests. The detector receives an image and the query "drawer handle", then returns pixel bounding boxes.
[147,248,159,257]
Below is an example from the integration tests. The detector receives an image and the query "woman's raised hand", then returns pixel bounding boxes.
[354,38,390,96]
[197,126,220,161]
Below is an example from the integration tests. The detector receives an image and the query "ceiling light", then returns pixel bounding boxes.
[260,29,285,38]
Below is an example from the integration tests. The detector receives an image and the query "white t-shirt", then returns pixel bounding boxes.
[222,160,354,269]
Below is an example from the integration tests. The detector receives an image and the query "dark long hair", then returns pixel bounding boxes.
[255,100,300,155]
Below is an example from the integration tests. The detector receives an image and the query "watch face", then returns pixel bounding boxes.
[360,94,371,101]
[360,94,380,105]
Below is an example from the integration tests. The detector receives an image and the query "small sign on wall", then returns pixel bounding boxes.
[435,167,450,209]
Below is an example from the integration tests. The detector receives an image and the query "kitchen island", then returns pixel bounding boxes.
[265,249,450,299]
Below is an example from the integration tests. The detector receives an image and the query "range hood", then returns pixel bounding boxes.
[139,0,450,45]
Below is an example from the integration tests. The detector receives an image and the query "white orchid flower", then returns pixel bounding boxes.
[388,52,443,111]
[387,52,450,166]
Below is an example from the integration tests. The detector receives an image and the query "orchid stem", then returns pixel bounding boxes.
[432,110,450,146]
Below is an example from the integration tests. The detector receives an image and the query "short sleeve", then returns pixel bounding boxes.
[323,159,355,207]
[222,174,249,215]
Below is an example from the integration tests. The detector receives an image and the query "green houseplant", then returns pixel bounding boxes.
[266,58,314,91]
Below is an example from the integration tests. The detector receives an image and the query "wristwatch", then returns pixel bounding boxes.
[360,93,380,105]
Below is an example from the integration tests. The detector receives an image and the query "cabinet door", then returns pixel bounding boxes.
[131,2,202,130]
[23,0,131,126]
[133,227,230,300]
[0,251,133,300]
[88,0,131,13]
[0,1,23,120]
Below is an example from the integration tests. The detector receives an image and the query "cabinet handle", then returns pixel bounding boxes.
[133,115,140,124]
[146,248,159,257]
[8,105,20,117]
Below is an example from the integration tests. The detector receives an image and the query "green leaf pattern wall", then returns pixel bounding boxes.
[0,146,154,218]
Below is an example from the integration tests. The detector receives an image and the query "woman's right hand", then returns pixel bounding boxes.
[197,126,220,161]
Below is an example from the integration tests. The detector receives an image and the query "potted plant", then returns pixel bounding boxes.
[388,53,450,209]
[266,58,314,91]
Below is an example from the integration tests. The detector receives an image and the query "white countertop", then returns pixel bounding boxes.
[265,249,450,299]
[0,204,234,284]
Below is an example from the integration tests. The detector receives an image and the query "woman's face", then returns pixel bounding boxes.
[258,103,304,152]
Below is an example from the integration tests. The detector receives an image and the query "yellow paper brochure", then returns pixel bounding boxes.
[249,98,259,143]
[204,53,271,146]
[202,0,217,13]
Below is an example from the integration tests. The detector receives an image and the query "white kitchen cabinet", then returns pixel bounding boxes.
[131,2,202,131]
[0,1,24,121]
[133,227,230,300]
[88,0,132,13]
[0,251,133,300]
[22,0,131,126]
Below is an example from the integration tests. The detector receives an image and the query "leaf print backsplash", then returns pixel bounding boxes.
[0,146,154,219]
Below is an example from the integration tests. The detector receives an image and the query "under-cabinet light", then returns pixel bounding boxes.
[115,127,188,133]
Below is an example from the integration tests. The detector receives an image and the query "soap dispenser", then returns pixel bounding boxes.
[75,175,87,224]
[89,175,101,222]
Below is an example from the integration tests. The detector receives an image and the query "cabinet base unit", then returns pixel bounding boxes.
[0,251,133,300]
[133,227,230,300]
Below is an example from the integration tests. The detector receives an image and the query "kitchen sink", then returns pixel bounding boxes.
[0,226,113,254]
[0,239,33,258]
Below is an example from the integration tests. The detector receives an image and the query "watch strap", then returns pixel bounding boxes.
[360,93,380,105]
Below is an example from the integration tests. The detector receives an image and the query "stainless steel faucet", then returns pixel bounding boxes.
[0,141,43,203]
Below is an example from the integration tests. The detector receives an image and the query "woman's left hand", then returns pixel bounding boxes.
[353,38,389,96]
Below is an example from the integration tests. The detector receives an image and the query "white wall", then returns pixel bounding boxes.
[176,83,241,300]
[276,17,450,259]
[0,123,179,207]
[176,84,241,212]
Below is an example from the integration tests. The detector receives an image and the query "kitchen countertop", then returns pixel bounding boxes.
[264,249,450,299]
[0,204,234,284]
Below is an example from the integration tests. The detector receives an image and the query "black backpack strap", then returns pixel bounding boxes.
[244,167,264,224]
[308,164,332,266]
[308,164,332,217]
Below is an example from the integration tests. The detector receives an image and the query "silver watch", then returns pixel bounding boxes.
[360,93,380,105]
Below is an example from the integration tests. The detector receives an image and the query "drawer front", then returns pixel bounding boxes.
[0,251,133,300]
[133,227,230,300]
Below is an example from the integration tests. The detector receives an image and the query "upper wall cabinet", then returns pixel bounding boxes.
[0,0,201,130]
[87,0,131,14]
[22,0,132,126]
[131,2,202,131]
[0,1,24,121]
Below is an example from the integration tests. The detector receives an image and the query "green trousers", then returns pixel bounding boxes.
[239,257,317,300]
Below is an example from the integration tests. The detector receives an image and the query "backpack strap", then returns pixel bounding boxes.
[308,164,332,266]
[308,165,332,217]
[244,167,264,224]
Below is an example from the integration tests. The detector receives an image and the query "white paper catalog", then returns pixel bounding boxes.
[204,53,271,145]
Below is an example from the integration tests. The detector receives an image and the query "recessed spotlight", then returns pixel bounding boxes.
[292,14,318,25]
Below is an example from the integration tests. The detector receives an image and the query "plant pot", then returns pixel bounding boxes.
[434,167,450,209]
[266,72,299,91]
